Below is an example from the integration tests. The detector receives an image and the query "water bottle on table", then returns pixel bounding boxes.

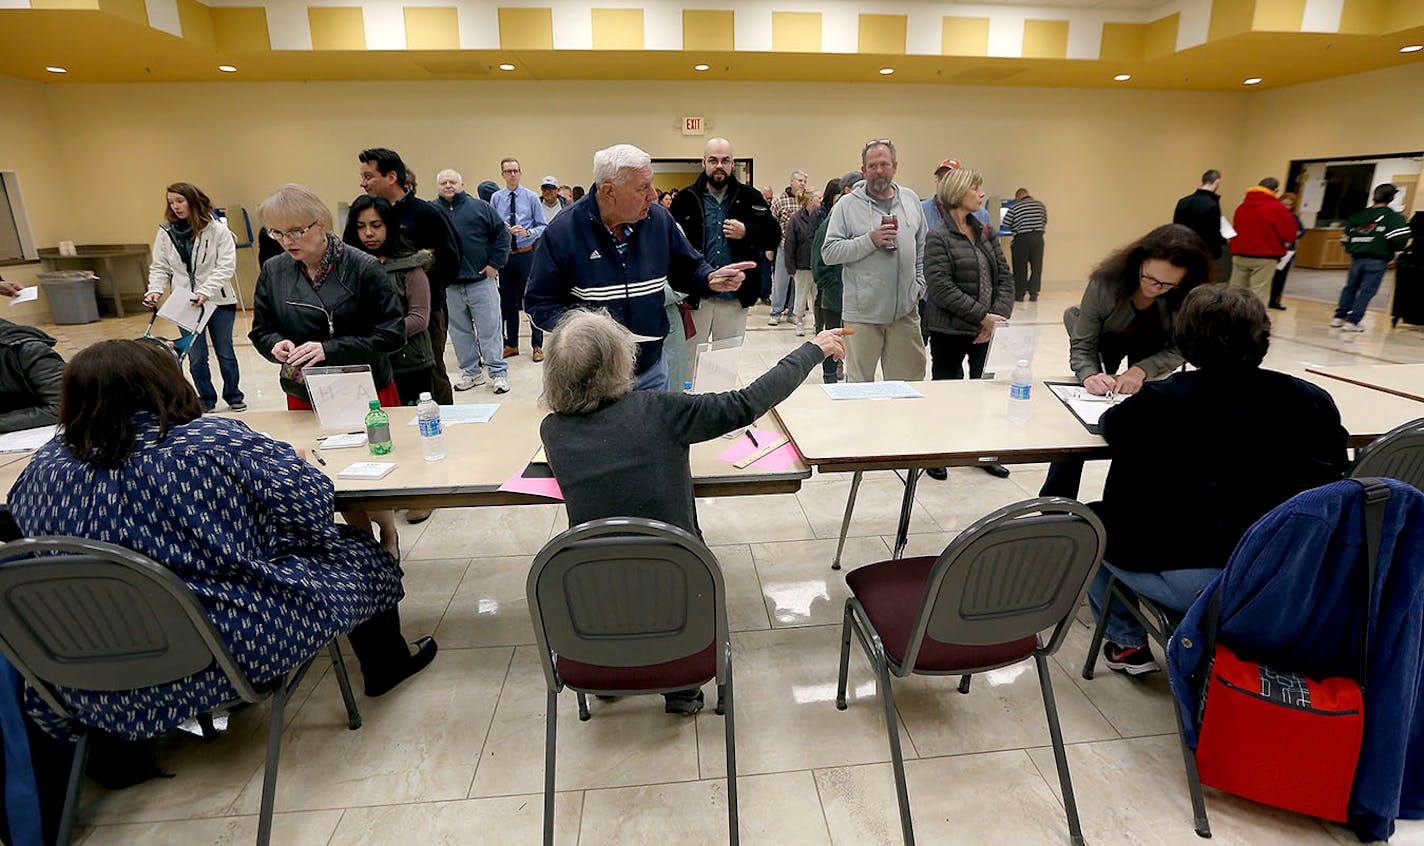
[416,392,446,461]
[1008,360,1032,424]
[365,400,393,455]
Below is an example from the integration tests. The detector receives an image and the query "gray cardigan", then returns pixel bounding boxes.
[1067,275,1183,382]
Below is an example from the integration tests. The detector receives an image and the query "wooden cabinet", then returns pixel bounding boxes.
[1296,228,1351,269]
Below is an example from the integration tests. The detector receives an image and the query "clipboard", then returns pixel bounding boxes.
[1044,381,1127,435]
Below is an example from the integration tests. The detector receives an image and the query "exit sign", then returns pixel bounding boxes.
[682,116,705,136]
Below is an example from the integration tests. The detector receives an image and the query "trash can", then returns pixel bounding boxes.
[37,271,101,324]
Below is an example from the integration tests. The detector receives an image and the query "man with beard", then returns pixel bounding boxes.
[668,137,781,376]
[820,138,928,382]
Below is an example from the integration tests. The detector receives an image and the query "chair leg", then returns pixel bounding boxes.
[544,688,558,846]
[715,683,726,716]
[1171,694,1212,838]
[197,712,220,741]
[56,729,90,846]
[723,660,740,846]
[875,659,916,846]
[1081,575,1116,680]
[576,692,591,721]
[831,470,864,570]
[328,641,363,731]
[836,600,854,710]
[957,674,972,694]
[256,674,295,846]
[1035,654,1086,846]
[891,468,920,560]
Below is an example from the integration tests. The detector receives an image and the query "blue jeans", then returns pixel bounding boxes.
[187,304,243,408]
[1334,256,1390,325]
[446,277,507,379]
[633,351,669,392]
[770,246,793,316]
[1087,563,1219,649]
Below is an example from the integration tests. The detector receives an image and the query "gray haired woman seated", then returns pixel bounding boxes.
[540,309,845,712]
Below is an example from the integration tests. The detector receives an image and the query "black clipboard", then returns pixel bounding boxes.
[1043,380,1117,436]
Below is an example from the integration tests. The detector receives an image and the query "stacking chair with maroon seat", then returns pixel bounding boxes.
[835,498,1106,846]
[528,517,739,846]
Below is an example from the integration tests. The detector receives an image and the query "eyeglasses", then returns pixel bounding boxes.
[704,156,734,166]
[269,221,319,242]
[1140,271,1180,290]
[502,167,521,174]
[863,138,893,151]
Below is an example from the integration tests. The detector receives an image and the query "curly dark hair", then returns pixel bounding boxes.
[1173,285,1271,370]
[61,339,204,468]
[1092,223,1214,305]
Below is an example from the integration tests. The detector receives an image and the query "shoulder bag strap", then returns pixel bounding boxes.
[1354,477,1390,688]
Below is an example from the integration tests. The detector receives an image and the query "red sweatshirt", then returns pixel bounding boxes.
[1230,187,1298,258]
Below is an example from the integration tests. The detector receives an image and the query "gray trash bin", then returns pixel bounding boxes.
[37,271,101,324]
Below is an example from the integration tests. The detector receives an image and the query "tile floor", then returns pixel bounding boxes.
[33,285,1424,845]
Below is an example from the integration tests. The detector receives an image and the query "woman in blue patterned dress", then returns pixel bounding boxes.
[7,340,437,741]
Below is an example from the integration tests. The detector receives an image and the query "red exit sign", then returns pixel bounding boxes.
[682,116,705,136]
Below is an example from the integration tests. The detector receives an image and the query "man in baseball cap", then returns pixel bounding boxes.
[538,175,566,223]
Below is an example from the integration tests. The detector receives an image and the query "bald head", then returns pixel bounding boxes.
[703,137,735,187]
[436,169,464,201]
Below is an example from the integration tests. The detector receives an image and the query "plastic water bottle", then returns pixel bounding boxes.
[1008,360,1032,424]
[365,400,393,455]
[416,392,446,461]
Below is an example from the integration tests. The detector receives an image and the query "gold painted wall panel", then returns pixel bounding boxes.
[177,0,215,49]
[941,16,989,57]
[1252,0,1305,32]
[405,7,459,50]
[498,7,554,50]
[1022,19,1069,59]
[29,0,99,9]
[682,10,734,52]
[1144,13,1179,58]
[1384,0,1424,30]
[858,14,906,55]
[1099,22,1145,62]
[772,12,820,53]
[212,7,269,53]
[1339,0,1387,33]
[1208,0,1256,39]
[592,8,643,50]
[96,0,146,26]
[308,7,365,51]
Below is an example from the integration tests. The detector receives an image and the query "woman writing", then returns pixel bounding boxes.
[921,164,1014,480]
[342,194,436,405]
[7,340,436,744]
[144,182,245,412]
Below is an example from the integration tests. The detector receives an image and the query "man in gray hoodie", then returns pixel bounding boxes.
[820,139,927,382]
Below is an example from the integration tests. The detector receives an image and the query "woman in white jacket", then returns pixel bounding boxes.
[145,182,245,411]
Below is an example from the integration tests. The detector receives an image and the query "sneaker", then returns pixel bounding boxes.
[768,315,780,326]
[1342,322,1365,333]
[492,378,510,394]
[1102,642,1160,676]
[795,322,806,337]
[531,347,545,362]
[1329,317,1346,328]
[454,372,486,391]
[227,401,247,412]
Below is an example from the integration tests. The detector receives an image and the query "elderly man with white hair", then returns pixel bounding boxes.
[433,168,513,393]
[525,144,756,391]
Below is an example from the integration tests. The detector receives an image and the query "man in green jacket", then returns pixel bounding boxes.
[1333,184,1411,332]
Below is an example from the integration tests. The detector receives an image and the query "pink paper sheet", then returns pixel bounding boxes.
[716,427,802,471]
[498,466,564,500]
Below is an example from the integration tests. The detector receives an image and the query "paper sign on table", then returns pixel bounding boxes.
[9,287,38,306]
[716,427,803,471]
[821,381,923,400]
[318,433,368,449]
[984,323,1041,380]
[0,425,57,453]
[405,404,500,426]
[157,294,213,334]
[498,448,564,500]
[337,461,397,480]
[692,336,743,394]
[304,365,380,430]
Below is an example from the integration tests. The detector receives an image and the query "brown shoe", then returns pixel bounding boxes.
[503,346,519,357]
[531,347,545,362]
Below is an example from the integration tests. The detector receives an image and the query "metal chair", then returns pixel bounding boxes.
[528,517,738,846]
[835,498,1106,846]
[1350,417,1424,488]
[0,536,362,846]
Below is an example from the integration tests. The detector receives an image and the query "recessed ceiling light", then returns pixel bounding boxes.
[878,67,895,75]
[44,66,66,74]
[218,65,238,73]
[1113,73,1132,81]
[1244,77,1263,85]
[498,63,516,72]
[693,63,710,71]
[1401,44,1423,53]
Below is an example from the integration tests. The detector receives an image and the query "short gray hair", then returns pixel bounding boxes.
[592,144,652,186]
[437,168,463,183]
[541,309,638,414]
[258,183,333,230]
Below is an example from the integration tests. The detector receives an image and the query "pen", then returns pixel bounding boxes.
[311,448,327,466]
[745,429,760,448]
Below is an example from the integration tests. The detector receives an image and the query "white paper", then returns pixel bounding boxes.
[0,425,57,453]
[337,461,397,480]
[983,323,1040,380]
[1276,250,1296,271]
[157,294,213,334]
[9,287,38,306]
[692,336,743,394]
[629,333,662,343]
[1047,383,1128,427]
[404,404,500,426]
[304,365,380,431]
[1220,216,1237,240]
[821,381,924,400]
[318,433,368,449]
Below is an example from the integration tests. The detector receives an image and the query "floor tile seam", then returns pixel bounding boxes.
[323,808,348,845]
[480,773,707,801]
[464,645,519,800]
[426,557,476,637]
[725,542,776,632]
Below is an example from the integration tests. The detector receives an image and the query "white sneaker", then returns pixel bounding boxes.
[795,322,806,337]
[454,371,486,391]
[768,315,780,326]
[492,377,510,394]
[1329,318,1346,328]
[1342,322,1365,333]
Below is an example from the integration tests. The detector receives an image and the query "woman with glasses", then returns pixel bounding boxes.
[249,183,406,556]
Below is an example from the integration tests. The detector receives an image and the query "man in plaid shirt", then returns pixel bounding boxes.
[768,169,808,324]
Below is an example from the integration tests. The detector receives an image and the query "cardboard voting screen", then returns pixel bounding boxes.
[984,322,1041,379]
[692,336,744,394]
[304,365,380,431]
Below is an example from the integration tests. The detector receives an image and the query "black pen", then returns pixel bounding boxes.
[745,429,760,448]
[311,448,327,466]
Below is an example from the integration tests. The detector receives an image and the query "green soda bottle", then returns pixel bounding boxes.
[365,400,393,455]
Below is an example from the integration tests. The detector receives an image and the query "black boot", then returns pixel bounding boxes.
[348,606,438,697]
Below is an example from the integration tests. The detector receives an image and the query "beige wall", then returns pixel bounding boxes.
[0,76,74,322]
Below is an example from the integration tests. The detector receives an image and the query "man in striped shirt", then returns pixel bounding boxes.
[1003,188,1047,302]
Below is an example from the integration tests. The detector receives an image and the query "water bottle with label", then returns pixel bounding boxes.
[365,400,393,455]
[1008,360,1032,424]
[416,392,446,461]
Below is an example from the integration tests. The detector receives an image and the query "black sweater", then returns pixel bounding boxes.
[541,343,822,536]
[668,174,782,308]
[1173,189,1226,258]
[392,191,462,305]
[0,319,63,434]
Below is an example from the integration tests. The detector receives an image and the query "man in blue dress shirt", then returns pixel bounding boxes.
[490,158,548,360]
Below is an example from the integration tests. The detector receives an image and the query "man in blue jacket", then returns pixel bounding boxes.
[433,169,512,394]
[526,144,755,391]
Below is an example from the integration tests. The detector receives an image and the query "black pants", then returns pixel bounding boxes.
[1269,256,1294,306]
[426,305,453,405]
[499,250,543,351]
[1011,231,1045,300]
[928,332,988,380]
[817,306,841,380]
[393,368,435,407]
[1040,348,1131,498]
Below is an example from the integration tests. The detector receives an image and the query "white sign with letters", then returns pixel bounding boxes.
[682,116,705,136]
